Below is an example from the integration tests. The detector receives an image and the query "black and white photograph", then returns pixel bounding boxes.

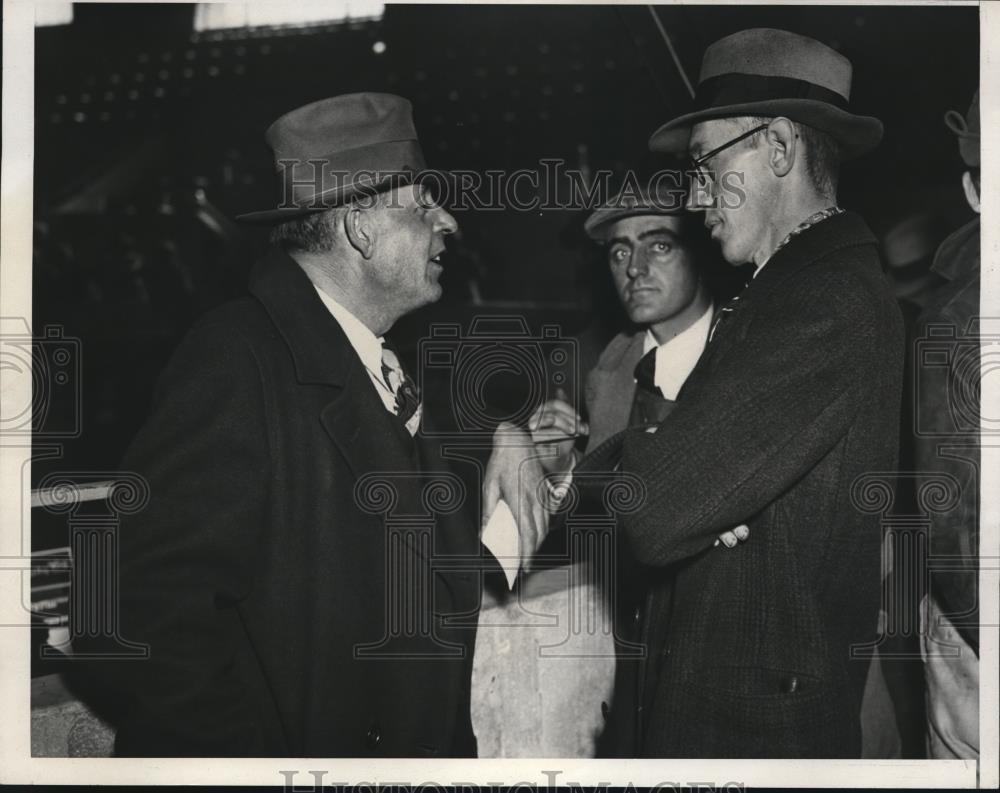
[0,0,995,787]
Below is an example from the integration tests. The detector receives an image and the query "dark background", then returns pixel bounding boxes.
[31,3,979,481]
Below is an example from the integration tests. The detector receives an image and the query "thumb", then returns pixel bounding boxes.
[482,472,500,528]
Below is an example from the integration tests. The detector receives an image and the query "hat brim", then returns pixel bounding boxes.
[584,204,685,240]
[648,99,883,161]
[236,169,456,224]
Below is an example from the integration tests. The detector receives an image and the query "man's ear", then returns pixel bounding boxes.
[343,205,377,259]
[765,118,797,178]
[962,170,981,214]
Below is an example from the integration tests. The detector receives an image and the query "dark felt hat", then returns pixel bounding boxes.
[238,93,427,223]
[944,89,980,167]
[648,28,883,161]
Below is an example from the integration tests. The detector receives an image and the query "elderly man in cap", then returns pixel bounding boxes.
[492,29,905,758]
[914,89,981,761]
[77,94,488,757]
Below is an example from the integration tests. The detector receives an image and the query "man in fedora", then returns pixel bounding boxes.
[507,29,904,757]
[77,93,488,757]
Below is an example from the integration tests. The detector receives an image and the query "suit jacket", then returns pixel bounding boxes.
[77,248,481,757]
[584,331,650,449]
[583,330,674,758]
[583,211,905,757]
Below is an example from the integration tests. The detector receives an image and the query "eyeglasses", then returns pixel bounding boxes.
[688,123,769,186]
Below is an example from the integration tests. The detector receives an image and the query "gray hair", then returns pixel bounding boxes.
[269,208,342,254]
[267,187,408,254]
[738,116,841,198]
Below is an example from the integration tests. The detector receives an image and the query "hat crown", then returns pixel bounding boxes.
[238,92,426,223]
[265,92,417,160]
[700,28,853,102]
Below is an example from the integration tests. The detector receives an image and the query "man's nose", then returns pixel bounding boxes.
[627,254,649,279]
[686,180,712,211]
[433,206,458,236]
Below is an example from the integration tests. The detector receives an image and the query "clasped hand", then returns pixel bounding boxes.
[481,395,751,571]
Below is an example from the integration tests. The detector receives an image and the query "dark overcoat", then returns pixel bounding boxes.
[586,211,905,757]
[80,248,482,757]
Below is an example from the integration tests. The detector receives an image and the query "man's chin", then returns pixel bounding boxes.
[719,239,748,267]
[423,282,443,304]
[627,307,659,326]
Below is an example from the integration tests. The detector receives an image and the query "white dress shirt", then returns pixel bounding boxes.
[313,285,397,415]
[640,302,714,400]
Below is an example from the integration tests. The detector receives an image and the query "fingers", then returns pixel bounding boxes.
[481,467,501,529]
[715,524,750,549]
[529,399,584,432]
[516,495,541,573]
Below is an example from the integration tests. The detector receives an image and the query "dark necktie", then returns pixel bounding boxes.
[708,266,756,343]
[380,343,421,429]
[633,347,661,398]
[629,346,675,428]
[708,294,741,342]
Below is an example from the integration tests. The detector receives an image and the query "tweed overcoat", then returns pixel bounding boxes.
[583,211,905,757]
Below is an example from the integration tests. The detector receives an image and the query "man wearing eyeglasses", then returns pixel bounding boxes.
[503,28,906,758]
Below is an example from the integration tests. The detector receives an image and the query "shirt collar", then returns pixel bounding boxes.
[313,285,386,384]
[642,302,714,400]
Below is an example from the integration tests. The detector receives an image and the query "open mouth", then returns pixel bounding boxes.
[429,252,444,264]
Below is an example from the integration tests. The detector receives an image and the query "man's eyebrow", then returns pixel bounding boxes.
[637,227,681,242]
[605,227,680,247]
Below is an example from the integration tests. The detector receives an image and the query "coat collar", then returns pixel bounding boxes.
[248,246,419,480]
[249,246,356,387]
[746,210,877,296]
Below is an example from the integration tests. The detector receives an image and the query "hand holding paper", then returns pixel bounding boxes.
[480,422,550,587]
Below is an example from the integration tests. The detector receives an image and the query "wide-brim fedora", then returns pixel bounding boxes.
[238,92,433,224]
[648,28,883,161]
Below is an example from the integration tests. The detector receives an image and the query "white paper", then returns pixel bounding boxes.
[481,498,521,590]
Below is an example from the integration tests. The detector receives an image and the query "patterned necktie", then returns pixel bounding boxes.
[380,344,421,429]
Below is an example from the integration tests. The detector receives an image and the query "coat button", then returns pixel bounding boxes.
[632,606,642,625]
[780,676,799,694]
[366,723,382,749]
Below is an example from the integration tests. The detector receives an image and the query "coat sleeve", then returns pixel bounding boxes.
[620,265,882,566]
[78,319,274,756]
